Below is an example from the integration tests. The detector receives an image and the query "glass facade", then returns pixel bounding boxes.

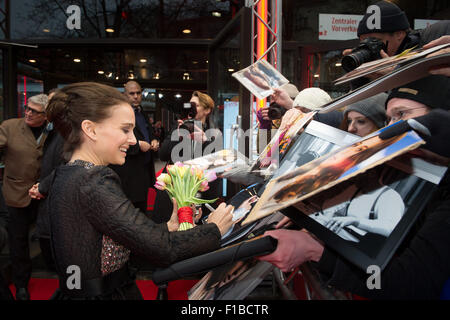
[9,0,233,40]
[0,0,447,123]
[17,74,44,117]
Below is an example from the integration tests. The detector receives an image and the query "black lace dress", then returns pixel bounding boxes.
[47,160,221,300]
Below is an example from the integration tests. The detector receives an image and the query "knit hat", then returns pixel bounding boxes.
[386,76,450,110]
[292,87,332,111]
[357,1,410,37]
[280,83,300,99]
[344,93,388,128]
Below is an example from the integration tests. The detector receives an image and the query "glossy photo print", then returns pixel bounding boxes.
[243,129,425,226]
[282,158,445,271]
[232,59,289,100]
[250,111,315,174]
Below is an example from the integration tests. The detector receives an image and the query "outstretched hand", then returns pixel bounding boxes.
[257,229,324,272]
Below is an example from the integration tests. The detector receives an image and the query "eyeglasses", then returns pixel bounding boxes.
[388,106,428,123]
[24,105,45,115]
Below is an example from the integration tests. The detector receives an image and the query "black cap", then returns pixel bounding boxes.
[357,1,410,37]
[386,76,450,110]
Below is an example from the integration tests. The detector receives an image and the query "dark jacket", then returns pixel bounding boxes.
[47,161,221,299]
[35,129,65,239]
[158,121,216,164]
[110,109,156,205]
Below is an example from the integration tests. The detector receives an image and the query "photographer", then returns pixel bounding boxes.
[343,1,450,88]
[155,91,218,224]
[159,91,216,163]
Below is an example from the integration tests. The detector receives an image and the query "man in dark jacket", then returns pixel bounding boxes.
[110,81,159,214]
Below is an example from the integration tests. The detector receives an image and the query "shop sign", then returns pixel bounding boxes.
[414,19,440,30]
[319,13,363,40]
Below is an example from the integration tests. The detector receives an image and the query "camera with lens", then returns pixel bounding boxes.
[267,102,287,120]
[178,102,197,133]
[341,37,387,72]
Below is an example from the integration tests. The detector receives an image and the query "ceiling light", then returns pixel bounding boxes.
[98,70,104,74]
[182,29,191,34]
[29,59,36,63]
[42,29,50,33]
[212,12,221,17]
[175,94,182,99]
[73,58,81,63]
[140,58,147,63]
[158,93,164,99]
[228,68,234,72]
[183,72,191,80]
[335,62,342,67]
[313,74,320,78]
[105,28,114,33]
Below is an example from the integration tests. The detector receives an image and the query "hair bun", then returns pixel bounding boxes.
[46,90,72,139]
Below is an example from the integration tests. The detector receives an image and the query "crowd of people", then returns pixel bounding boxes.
[0,0,449,300]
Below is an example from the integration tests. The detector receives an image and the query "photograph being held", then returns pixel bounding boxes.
[310,169,405,244]
[44,82,234,300]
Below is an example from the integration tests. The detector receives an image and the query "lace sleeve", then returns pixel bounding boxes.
[80,166,221,267]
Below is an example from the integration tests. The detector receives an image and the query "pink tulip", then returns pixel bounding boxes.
[205,170,217,182]
[154,180,166,191]
[199,180,209,192]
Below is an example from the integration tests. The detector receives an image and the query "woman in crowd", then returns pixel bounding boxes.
[44,82,234,300]
[339,93,388,137]
[159,90,217,163]
[155,91,220,224]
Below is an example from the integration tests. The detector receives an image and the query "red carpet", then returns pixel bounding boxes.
[9,278,198,300]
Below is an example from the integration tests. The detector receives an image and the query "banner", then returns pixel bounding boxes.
[319,13,363,40]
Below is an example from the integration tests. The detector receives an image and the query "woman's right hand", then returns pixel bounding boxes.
[206,202,235,236]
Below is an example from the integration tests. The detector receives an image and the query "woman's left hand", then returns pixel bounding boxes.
[167,198,180,232]
[325,216,359,233]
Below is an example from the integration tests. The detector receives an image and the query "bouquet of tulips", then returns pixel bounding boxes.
[155,162,217,231]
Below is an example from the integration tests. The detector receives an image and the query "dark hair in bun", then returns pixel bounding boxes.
[46,82,130,155]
